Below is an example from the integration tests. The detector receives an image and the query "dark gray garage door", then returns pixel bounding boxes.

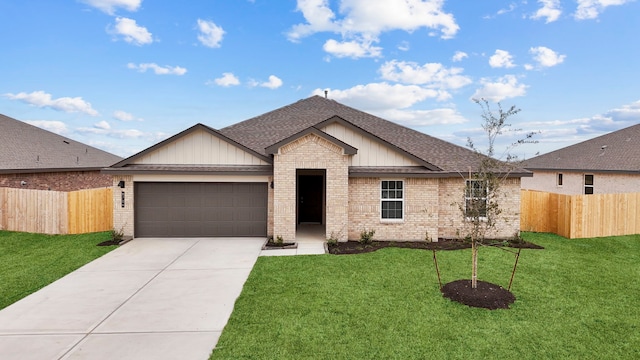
[135,182,267,237]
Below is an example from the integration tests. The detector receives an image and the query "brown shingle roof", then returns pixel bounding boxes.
[0,113,122,173]
[523,123,640,173]
[220,95,523,174]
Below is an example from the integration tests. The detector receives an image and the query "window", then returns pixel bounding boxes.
[584,174,594,194]
[465,180,487,218]
[557,173,563,186]
[381,180,403,220]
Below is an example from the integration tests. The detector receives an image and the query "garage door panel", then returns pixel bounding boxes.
[135,182,267,237]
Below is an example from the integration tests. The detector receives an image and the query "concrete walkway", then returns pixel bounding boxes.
[0,237,266,360]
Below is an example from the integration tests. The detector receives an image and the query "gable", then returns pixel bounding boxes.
[320,122,421,167]
[132,128,269,166]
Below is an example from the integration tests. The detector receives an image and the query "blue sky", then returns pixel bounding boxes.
[1,0,639,159]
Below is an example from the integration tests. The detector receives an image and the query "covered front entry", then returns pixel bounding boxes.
[296,169,325,224]
[134,182,267,237]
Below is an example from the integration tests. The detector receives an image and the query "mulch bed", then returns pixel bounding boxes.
[441,279,516,310]
[97,239,121,246]
[328,239,543,255]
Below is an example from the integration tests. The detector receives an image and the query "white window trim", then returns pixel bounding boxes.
[380,179,404,223]
[465,179,488,221]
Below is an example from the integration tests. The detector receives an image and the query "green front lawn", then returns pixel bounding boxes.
[211,232,640,359]
[0,231,118,309]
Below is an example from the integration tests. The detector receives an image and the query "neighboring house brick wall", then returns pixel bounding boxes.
[0,170,112,191]
[438,177,521,240]
[348,177,439,241]
[522,170,640,195]
[112,175,134,237]
[273,133,349,242]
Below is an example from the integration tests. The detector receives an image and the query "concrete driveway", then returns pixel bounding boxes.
[0,237,265,360]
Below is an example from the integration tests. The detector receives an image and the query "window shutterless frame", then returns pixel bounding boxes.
[584,174,594,194]
[380,180,404,221]
[465,179,487,219]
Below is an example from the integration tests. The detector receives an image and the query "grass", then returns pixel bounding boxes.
[211,232,640,359]
[0,231,118,310]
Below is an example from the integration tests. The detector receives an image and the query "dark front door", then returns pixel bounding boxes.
[298,174,324,224]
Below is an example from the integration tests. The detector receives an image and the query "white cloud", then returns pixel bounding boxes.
[575,0,633,20]
[127,62,187,75]
[79,0,141,15]
[471,75,528,102]
[4,90,99,116]
[111,17,153,45]
[397,41,410,51]
[312,82,441,110]
[113,110,143,121]
[527,46,566,69]
[197,19,225,48]
[531,0,562,23]
[94,120,111,130]
[604,99,640,121]
[379,60,472,93]
[288,0,459,57]
[323,38,382,58]
[483,3,518,19]
[452,51,468,62]
[489,49,516,68]
[378,107,468,126]
[259,75,283,89]
[77,126,145,138]
[25,120,69,135]
[212,72,240,87]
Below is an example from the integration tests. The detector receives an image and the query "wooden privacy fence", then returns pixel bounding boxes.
[0,187,113,235]
[520,190,640,239]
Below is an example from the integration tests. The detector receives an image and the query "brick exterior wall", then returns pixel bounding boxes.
[273,133,349,242]
[267,176,274,237]
[348,177,439,241]
[0,170,112,192]
[347,177,521,241]
[438,177,521,240]
[112,175,134,237]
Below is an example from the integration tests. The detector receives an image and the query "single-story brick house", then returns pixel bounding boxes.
[522,123,640,195]
[0,114,122,191]
[104,96,529,241]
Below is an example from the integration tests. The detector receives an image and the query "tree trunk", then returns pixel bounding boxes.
[471,238,478,289]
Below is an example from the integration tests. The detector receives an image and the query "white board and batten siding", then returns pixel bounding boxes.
[133,129,269,166]
[321,123,420,167]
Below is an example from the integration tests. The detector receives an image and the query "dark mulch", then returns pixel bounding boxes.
[441,279,516,310]
[97,239,121,246]
[264,241,296,249]
[328,239,543,255]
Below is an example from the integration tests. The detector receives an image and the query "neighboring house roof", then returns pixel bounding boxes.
[0,113,122,174]
[523,123,640,173]
[108,96,530,177]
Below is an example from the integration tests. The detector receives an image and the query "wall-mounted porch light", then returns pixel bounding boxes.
[118,180,125,188]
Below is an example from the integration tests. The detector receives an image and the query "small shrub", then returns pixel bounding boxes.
[327,231,339,247]
[111,227,124,242]
[275,235,284,246]
[359,228,375,244]
[509,231,524,244]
